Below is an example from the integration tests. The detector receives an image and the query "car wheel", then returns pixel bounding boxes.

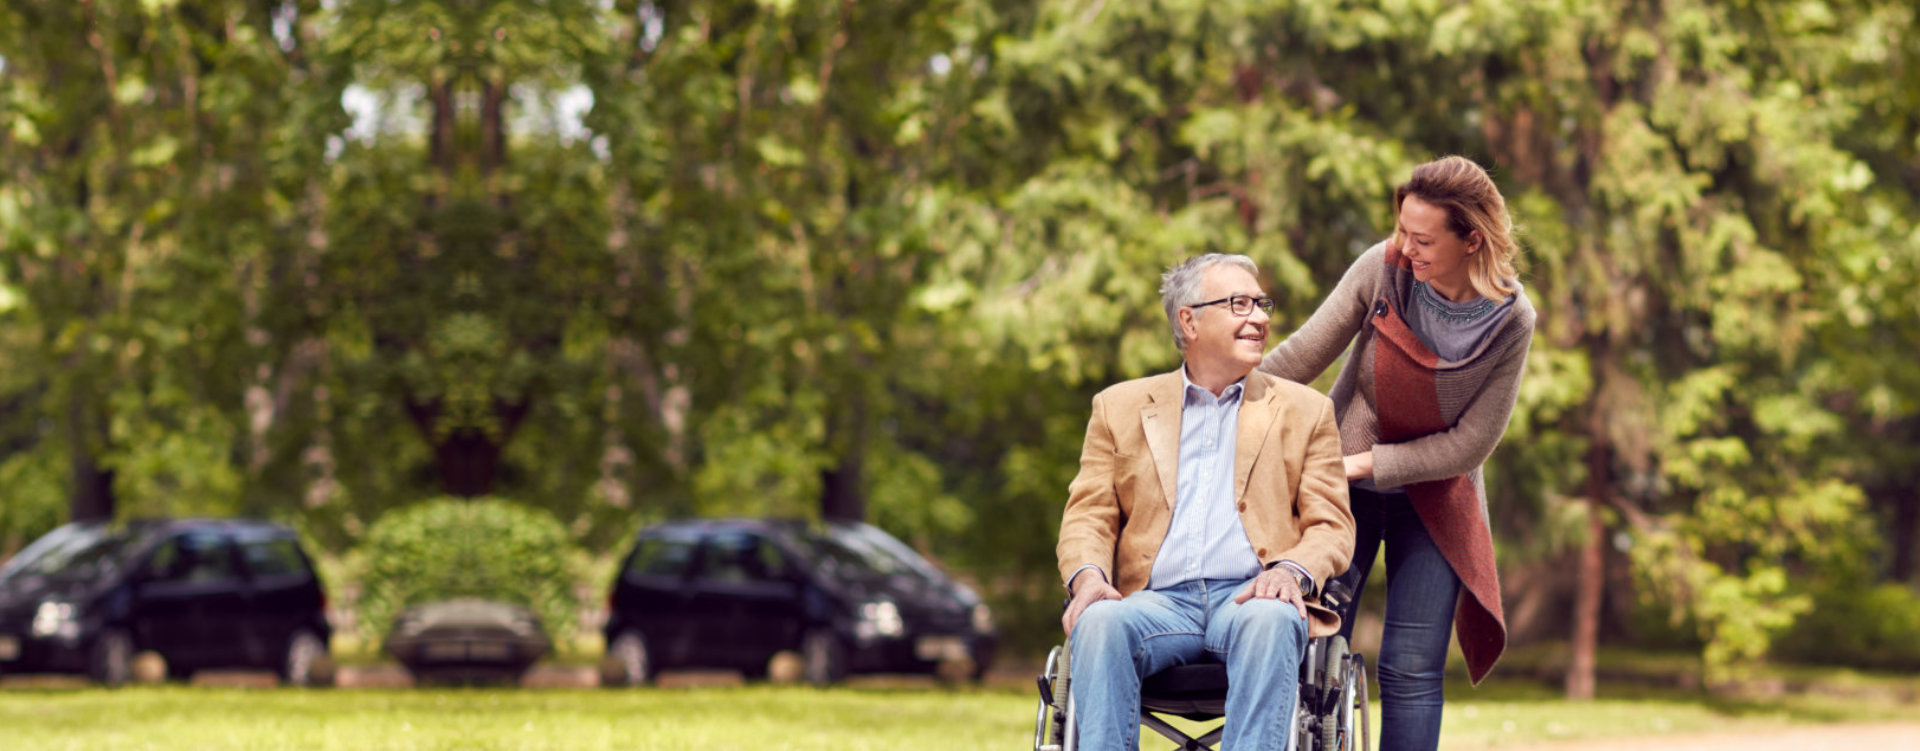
[800,630,845,687]
[603,630,653,687]
[90,628,133,687]
[282,630,328,687]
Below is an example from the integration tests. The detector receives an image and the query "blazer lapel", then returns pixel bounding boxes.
[1235,373,1277,502]
[1140,371,1184,511]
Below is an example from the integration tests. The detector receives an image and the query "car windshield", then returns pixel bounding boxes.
[0,524,134,583]
[801,523,942,584]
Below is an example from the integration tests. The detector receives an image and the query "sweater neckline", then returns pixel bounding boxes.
[1412,280,1500,321]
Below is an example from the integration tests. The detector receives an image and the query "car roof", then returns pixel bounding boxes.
[121,518,301,538]
[637,517,878,538]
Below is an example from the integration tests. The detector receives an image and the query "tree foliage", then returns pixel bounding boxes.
[3,0,1918,676]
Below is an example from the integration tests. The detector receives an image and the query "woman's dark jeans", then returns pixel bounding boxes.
[1332,484,1462,751]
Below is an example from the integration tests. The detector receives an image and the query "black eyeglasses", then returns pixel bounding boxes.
[1188,294,1275,317]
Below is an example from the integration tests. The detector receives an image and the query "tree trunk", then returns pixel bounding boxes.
[1567,337,1611,701]
[1567,497,1604,700]
[407,399,530,498]
[1889,485,1919,584]
[436,432,504,498]
[820,447,866,522]
[66,392,115,522]
[819,373,869,522]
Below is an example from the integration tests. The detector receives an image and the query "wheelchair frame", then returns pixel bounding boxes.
[1033,629,1369,751]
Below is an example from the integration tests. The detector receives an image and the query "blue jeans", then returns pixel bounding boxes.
[1335,485,1462,751]
[1069,577,1308,750]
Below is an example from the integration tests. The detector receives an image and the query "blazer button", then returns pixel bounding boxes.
[1237,502,1247,512]
[1256,547,1269,557]
[1374,300,1388,317]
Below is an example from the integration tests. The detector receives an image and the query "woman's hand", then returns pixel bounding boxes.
[1344,451,1375,481]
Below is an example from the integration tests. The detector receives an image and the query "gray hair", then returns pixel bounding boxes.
[1160,254,1259,352]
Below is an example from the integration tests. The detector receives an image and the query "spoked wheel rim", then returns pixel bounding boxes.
[1319,636,1351,751]
[1061,686,1077,751]
[1033,646,1061,751]
[1349,656,1370,751]
[1054,642,1074,750]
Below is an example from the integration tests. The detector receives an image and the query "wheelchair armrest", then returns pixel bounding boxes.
[1320,576,1354,612]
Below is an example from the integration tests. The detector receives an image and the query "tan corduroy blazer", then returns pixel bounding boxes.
[1056,368,1355,637]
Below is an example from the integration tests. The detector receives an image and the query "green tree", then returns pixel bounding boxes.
[0,0,337,528]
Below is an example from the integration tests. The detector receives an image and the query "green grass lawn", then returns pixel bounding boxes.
[1,677,1913,750]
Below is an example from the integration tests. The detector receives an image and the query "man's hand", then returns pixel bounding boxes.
[1233,566,1308,621]
[1343,450,1375,481]
[1061,569,1123,635]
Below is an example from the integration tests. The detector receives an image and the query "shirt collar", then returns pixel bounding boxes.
[1180,365,1245,406]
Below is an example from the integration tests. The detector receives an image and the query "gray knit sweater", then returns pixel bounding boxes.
[1258,243,1536,491]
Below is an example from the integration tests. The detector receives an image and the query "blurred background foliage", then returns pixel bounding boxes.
[2,0,1919,690]
[352,497,580,650]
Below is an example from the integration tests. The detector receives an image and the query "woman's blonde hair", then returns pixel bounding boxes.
[1393,156,1519,301]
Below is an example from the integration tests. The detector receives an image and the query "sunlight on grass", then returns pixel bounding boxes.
[0,679,1912,750]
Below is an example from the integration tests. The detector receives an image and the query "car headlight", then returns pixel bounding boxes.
[855,600,904,640]
[32,601,80,640]
[971,603,994,633]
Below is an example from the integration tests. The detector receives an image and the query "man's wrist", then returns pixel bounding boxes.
[1266,560,1315,598]
[1068,565,1107,596]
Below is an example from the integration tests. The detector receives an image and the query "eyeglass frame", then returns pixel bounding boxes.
[1187,294,1276,317]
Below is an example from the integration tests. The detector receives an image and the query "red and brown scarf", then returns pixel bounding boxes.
[1366,250,1508,685]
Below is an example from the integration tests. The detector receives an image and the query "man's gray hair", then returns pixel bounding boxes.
[1160,253,1259,352]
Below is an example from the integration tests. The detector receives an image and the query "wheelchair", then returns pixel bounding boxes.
[1032,582,1369,751]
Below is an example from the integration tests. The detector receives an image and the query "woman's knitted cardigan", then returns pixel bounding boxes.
[1259,241,1535,685]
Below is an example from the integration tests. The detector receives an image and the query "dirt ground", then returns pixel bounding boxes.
[1506,722,1920,751]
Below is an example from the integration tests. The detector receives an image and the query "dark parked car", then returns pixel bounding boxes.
[0,519,331,686]
[601,518,997,686]
[385,599,551,685]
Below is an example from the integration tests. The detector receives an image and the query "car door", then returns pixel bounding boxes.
[131,530,247,669]
[686,530,805,670]
[234,531,323,668]
[614,527,703,668]
[131,537,198,662]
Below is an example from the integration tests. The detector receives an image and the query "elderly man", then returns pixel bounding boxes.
[1057,253,1354,749]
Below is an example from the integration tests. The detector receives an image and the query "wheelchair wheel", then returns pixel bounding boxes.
[1346,655,1370,751]
[1053,643,1072,727]
[1033,643,1074,751]
[1316,636,1349,750]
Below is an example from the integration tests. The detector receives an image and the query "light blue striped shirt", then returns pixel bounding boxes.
[1147,369,1263,590]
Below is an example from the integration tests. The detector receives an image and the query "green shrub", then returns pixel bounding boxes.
[357,497,580,648]
[1775,581,1920,671]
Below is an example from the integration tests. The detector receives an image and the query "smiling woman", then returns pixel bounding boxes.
[1259,155,1534,751]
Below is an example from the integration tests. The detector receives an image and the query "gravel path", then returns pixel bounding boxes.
[1505,722,1920,751]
